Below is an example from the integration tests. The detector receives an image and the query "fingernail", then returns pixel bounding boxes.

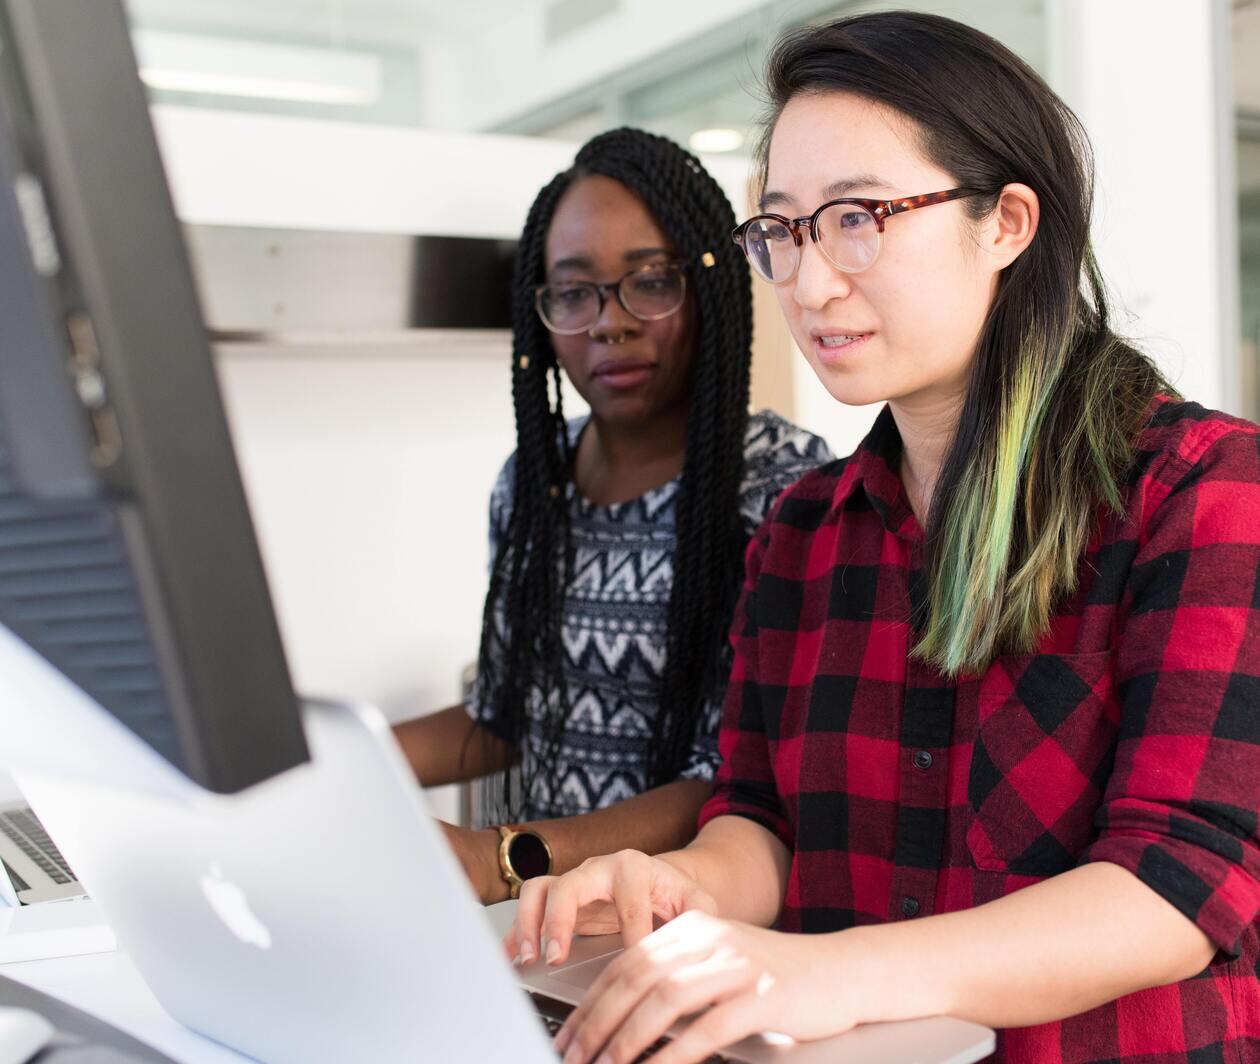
[546,939,562,965]
[594,1054,612,1064]
[553,1026,571,1053]
[518,941,536,965]
[562,1044,582,1064]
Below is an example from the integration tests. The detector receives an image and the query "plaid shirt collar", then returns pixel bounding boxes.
[844,404,920,540]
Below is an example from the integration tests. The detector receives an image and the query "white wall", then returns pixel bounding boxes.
[1048,0,1240,412]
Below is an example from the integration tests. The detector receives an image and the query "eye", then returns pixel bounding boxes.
[837,211,870,230]
[630,274,671,293]
[551,284,593,305]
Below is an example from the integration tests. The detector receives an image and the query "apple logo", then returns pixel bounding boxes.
[199,864,272,950]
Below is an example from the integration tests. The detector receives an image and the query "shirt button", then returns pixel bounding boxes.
[901,896,920,918]
[913,749,933,770]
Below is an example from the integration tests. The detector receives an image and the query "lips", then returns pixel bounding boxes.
[809,327,873,344]
[592,357,655,378]
[590,357,658,391]
[809,329,873,364]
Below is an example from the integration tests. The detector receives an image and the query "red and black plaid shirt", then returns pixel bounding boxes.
[698,399,1260,1063]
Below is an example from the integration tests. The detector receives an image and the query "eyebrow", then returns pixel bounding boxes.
[758,174,896,213]
[549,246,674,275]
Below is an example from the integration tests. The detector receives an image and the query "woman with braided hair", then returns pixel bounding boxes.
[394,128,830,906]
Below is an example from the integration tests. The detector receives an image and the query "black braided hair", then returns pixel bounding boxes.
[475,127,753,817]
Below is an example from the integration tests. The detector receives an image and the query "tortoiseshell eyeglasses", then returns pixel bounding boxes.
[731,187,988,283]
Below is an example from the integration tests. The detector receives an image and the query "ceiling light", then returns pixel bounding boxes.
[688,128,744,153]
[133,30,382,107]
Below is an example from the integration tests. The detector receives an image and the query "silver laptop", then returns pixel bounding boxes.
[14,697,994,1064]
[0,802,84,906]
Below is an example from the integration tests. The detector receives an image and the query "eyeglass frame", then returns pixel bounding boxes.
[730,187,989,281]
[532,254,713,336]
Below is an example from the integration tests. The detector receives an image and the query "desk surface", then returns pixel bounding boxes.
[3,904,993,1064]
[4,947,244,1062]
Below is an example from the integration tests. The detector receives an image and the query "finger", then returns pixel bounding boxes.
[508,875,555,964]
[553,943,659,1060]
[554,923,686,1056]
[558,930,744,1063]
[539,862,619,967]
[594,952,755,1064]
[555,900,718,1053]
[611,852,655,948]
[646,992,765,1064]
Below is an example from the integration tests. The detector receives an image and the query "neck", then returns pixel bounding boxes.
[575,407,689,505]
[890,389,966,524]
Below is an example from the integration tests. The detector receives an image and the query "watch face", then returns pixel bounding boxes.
[509,832,550,880]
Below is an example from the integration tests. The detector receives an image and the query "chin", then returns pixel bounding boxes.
[587,395,656,425]
[804,360,892,408]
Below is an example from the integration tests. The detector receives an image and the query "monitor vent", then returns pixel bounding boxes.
[0,436,179,758]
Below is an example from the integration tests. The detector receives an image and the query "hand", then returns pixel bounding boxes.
[504,849,717,967]
[437,820,506,904]
[553,910,864,1064]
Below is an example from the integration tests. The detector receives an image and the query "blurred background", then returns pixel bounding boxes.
[116,0,1256,815]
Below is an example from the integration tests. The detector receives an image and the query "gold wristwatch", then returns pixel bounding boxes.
[496,825,552,899]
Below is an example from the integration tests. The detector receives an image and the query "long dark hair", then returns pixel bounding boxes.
[758,13,1171,675]
[476,128,753,814]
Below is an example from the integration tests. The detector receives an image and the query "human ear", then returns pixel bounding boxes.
[986,182,1039,269]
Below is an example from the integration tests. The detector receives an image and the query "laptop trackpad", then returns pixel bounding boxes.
[550,952,618,990]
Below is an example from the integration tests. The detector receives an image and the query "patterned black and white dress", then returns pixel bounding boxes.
[468,410,832,820]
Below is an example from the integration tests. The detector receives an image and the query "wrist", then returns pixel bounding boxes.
[474,828,510,903]
[837,922,955,1025]
[493,825,553,901]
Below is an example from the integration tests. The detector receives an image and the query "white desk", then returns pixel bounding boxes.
[2,904,994,1064]
[3,947,244,1062]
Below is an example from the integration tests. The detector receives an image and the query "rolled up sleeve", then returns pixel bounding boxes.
[1082,425,1260,956]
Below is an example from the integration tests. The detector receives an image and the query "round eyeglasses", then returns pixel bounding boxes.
[534,260,688,335]
[731,187,987,284]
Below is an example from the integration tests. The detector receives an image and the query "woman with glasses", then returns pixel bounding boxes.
[507,13,1260,1064]
[393,128,830,905]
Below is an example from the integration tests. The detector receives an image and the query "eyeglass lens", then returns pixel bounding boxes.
[743,203,881,283]
[537,263,685,333]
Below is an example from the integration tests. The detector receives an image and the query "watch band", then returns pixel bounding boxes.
[496,825,553,900]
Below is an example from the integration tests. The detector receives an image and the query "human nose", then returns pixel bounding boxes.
[587,281,640,339]
[790,233,853,312]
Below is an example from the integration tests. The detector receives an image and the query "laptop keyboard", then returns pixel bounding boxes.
[0,807,76,884]
[529,992,731,1063]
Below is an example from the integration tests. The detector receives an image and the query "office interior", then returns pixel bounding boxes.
[104,0,1258,826]
[0,0,1255,1060]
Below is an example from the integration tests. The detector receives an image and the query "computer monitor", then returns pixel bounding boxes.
[0,0,308,793]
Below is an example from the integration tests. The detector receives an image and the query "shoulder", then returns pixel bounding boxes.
[742,409,833,468]
[489,414,590,522]
[1126,398,1260,536]
[737,410,835,529]
[758,452,854,537]
[1131,398,1260,492]
[487,449,519,537]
